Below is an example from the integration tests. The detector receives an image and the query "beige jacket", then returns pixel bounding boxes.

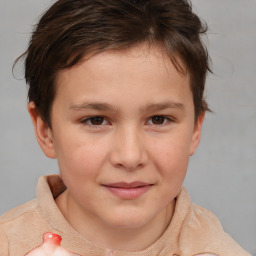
[0,175,251,256]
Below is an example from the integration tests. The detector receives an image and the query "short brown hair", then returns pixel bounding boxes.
[19,0,211,126]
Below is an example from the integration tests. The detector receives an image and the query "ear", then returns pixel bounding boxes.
[27,102,56,159]
[189,112,205,156]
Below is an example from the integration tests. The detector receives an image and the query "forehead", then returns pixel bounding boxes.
[54,44,192,109]
[56,44,189,84]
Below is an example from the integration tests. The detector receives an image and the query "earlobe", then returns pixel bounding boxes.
[27,102,56,159]
[189,112,205,156]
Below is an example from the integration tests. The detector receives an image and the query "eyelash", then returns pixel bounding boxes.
[80,115,174,127]
[80,116,108,126]
[147,116,173,126]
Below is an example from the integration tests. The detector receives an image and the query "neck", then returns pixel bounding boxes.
[56,190,175,252]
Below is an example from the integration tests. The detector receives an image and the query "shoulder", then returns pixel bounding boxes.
[0,222,8,256]
[0,199,39,221]
[0,199,42,229]
[0,200,49,256]
[179,200,251,256]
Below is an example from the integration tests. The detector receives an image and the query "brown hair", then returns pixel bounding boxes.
[19,0,211,126]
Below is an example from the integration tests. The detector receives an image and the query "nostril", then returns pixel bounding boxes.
[110,151,147,171]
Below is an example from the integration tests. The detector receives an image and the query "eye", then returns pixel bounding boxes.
[147,116,170,125]
[81,116,107,126]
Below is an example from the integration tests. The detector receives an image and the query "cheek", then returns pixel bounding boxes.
[148,134,191,183]
[54,133,109,177]
[149,133,192,165]
[56,142,106,201]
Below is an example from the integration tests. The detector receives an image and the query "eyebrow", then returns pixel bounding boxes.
[69,101,184,112]
[69,102,116,112]
[70,101,184,113]
[141,102,184,112]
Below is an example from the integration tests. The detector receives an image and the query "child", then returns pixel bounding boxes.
[0,0,251,255]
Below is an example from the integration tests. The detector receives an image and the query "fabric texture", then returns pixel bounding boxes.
[0,175,251,256]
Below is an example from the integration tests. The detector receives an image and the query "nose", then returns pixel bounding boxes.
[109,126,148,171]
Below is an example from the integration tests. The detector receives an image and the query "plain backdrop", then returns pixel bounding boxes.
[0,0,255,254]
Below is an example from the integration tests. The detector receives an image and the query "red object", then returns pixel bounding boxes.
[25,232,77,255]
[43,232,62,245]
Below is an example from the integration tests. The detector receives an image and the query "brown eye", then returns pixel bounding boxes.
[82,116,106,125]
[90,117,104,125]
[151,116,165,125]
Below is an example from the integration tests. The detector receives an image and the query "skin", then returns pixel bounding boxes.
[28,44,204,252]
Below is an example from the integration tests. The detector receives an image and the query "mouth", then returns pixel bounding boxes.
[102,182,153,200]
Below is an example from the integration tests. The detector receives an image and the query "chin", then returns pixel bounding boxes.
[105,211,153,230]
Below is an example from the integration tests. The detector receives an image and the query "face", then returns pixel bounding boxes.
[30,44,203,234]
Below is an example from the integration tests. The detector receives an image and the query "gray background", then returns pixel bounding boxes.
[0,0,255,254]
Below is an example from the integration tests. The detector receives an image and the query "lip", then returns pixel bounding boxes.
[103,182,152,200]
